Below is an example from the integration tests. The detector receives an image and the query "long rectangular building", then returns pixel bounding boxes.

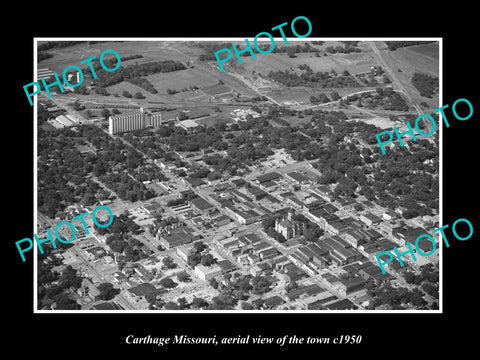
[108,109,162,135]
[109,112,145,134]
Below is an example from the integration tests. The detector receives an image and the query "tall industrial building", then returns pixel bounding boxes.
[146,112,162,128]
[108,108,162,135]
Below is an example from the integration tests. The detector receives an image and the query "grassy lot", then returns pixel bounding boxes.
[196,114,233,127]
[388,46,439,77]
[407,42,440,60]
[38,41,191,73]
[227,41,376,76]
[105,81,170,102]
[148,67,219,94]
[203,84,231,95]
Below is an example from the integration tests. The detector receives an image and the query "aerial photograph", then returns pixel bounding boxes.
[35,39,440,311]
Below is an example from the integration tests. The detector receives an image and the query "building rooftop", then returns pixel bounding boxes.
[325,298,357,310]
[256,172,281,183]
[91,302,118,310]
[190,196,216,211]
[216,259,236,272]
[127,283,158,297]
[286,171,309,183]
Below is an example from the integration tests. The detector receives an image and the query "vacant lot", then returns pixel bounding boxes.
[348,116,396,130]
[38,41,192,72]
[105,81,169,102]
[384,43,439,78]
[148,67,219,95]
[232,48,376,77]
[196,114,233,127]
[203,84,232,96]
[407,42,440,60]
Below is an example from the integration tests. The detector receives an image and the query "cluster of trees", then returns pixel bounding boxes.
[98,172,156,203]
[98,211,146,260]
[127,77,157,94]
[343,88,409,111]
[159,277,178,289]
[120,54,144,62]
[385,41,436,51]
[202,153,247,177]
[104,233,145,261]
[206,273,276,310]
[411,72,438,98]
[188,251,216,268]
[38,265,84,310]
[421,281,439,299]
[300,113,438,214]
[403,264,439,299]
[404,264,439,284]
[38,52,54,62]
[167,85,199,95]
[197,42,232,61]
[147,295,209,310]
[90,59,186,94]
[310,93,330,104]
[271,42,318,57]
[325,44,361,54]
[266,69,361,88]
[97,282,120,300]
[37,130,103,217]
[366,279,427,309]
[123,131,166,160]
[38,41,85,51]
[157,123,224,152]
[131,163,167,183]
[38,124,165,216]
[38,104,54,125]
[162,256,177,269]
[177,272,191,282]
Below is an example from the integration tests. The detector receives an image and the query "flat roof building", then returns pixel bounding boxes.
[194,264,223,281]
[109,109,162,135]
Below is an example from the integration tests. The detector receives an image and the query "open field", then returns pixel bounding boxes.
[196,114,233,127]
[203,84,232,96]
[388,45,439,77]
[38,41,196,73]
[147,67,219,95]
[347,116,396,129]
[407,43,440,60]
[261,83,378,104]
[38,40,440,112]
[230,49,376,77]
[105,81,171,102]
